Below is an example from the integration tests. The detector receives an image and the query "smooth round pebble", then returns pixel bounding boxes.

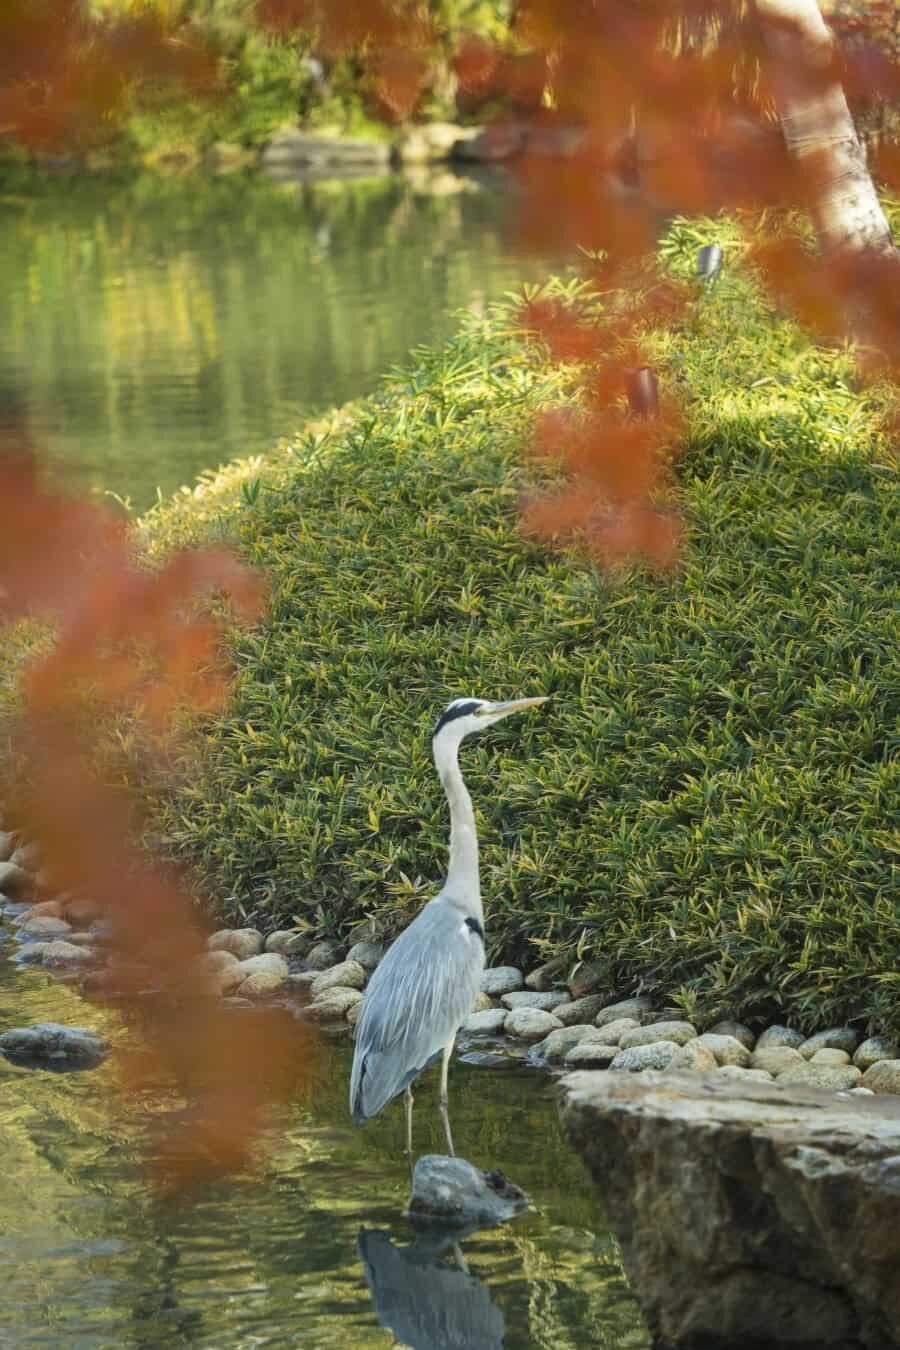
[707,1020,755,1050]
[305,941,341,971]
[346,940,384,972]
[595,998,657,1028]
[778,1063,862,1091]
[555,994,609,1027]
[668,1039,718,1072]
[462,1008,508,1036]
[619,1021,697,1050]
[695,1034,751,1068]
[716,1065,774,1082]
[853,1036,898,1072]
[481,966,524,996]
[750,1047,806,1076]
[564,1042,618,1068]
[265,930,311,958]
[799,1028,859,1059]
[236,953,289,981]
[587,1017,639,1045]
[610,1041,680,1072]
[860,1060,900,1095]
[310,961,366,997]
[810,1048,851,1066]
[530,1025,596,1064]
[304,987,363,1021]
[501,990,569,1012]
[504,1007,563,1041]
[208,928,264,960]
[755,1025,805,1051]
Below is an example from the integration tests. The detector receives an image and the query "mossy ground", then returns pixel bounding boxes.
[140,213,897,1034]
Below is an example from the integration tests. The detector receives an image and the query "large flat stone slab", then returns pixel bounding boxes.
[559,1071,900,1349]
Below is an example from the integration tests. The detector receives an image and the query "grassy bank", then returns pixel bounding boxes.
[144,215,898,1034]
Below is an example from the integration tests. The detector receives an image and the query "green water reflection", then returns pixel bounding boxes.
[0,169,548,511]
[0,935,648,1348]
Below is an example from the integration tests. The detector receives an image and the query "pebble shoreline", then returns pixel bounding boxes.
[1,829,899,1096]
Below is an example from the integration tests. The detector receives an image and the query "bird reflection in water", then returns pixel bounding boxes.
[358,1227,505,1350]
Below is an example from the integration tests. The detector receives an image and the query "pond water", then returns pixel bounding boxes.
[0,929,649,1348]
[0,167,552,511]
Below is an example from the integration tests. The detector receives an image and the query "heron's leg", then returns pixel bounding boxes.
[404,1085,414,1175]
[438,1038,455,1157]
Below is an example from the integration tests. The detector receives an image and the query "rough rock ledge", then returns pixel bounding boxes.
[558,1071,900,1350]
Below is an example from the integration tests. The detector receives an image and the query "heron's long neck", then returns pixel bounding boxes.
[434,738,482,919]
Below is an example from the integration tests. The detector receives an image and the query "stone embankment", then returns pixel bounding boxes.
[560,1071,900,1350]
[1,825,899,1104]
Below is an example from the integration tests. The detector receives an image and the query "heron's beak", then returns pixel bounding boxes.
[477,695,550,721]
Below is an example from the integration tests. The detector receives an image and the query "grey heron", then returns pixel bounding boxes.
[349,695,548,1161]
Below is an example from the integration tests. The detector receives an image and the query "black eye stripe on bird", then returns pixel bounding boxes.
[432,700,482,737]
[351,692,547,1169]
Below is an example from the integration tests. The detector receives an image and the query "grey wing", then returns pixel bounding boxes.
[350,898,484,1123]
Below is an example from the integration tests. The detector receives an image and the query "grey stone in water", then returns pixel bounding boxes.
[861,1060,900,1095]
[564,1042,619,1068]
[799,1027,860,1059]
[707,1020,756,1050]
[480,966,524,996]
[559,1070,900,1350]
[594,997,656,1028]
[619,1021,697,1050]
[554,994,609,1026]
[668,1039,718,1073]
[0,1022,109,1070]
[503,1007,563,1042]
[310,960,366,997]
[0,862,31,897]
[524,956,567,991]
[750,1046,806,1076]
[458,1050,515,1069]
[568,962,606,1000]
[18,915,72,941]
[755,1024,805,1051]
[529,1025,597,1064]
[610,1041,681,1073]
[265,929,311,958]
[305,940,341,971]
[854,1036,899,1072]
[500,990,569,1012]
[408,1155,529,1230]
[40,940,96,967]
[347,940,384,972]
[778,1063,862,1091]
[695,1034,752,1068]
[208,928,264,960]
[461,1008,507,1036]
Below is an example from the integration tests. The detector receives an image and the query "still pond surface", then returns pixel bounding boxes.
[0,934,648,1348]
[1,167,552,511]
[0,166,646,1346]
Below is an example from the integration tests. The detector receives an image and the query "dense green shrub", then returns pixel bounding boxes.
[146,217,899,1034]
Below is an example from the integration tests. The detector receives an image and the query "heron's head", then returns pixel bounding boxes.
[432,695,549,747]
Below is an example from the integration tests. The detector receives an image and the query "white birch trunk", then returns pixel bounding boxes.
[754,0,895,257]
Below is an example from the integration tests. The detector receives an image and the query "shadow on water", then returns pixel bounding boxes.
[0,920,649,1347]
[0,168,552,511]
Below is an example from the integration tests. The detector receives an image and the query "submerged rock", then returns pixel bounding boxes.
[560,1070,900,1349]
[408,1155,528,1229]
[0,1022,109,1070]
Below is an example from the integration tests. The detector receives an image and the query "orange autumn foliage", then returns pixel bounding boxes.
[1,453,312,1186]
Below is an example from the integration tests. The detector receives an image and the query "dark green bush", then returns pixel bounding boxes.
[148,218,899,1034]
